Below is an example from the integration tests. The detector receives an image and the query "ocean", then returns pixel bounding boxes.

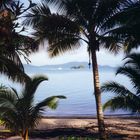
[1,68,130,117]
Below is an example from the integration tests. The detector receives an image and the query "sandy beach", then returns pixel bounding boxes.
[1,116,140,140]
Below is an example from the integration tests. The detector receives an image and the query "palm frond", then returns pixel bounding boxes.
[24,2,51,27]
[28,95,66,128]
[0,88,18,104]
[43,0,63,10]
[1,109,21,133]
[23,75,48,98]
[104,96,132,112]
[102,81,140,113]
[123,53,140,69]
[13,34,39,53]
[116,66,140,95]
[99,35,122,54]
[103,95,140,113]
[101,81,132,97]
[0,0,16,10]
[106,24,140,53]
[0,55,30,83]
[102,53,140,113]
[48,36,80,57]
[31,12,81,57]
[99,0,136,31]
[103,97,127,111]
[35,95,66,110]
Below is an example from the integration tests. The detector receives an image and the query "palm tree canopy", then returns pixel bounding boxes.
[0,55,30,83]
[0,1,39,64]
[104,0,140,53]
[101,53,140,113]
[0,0,39,82]
[0,75,66,135]
[25,0,133,57]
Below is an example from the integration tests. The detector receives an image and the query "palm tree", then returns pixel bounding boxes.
[104,0,140,53]
[0,0,38,82]
[0,0,38,64]
[0,75,66,140]
[101,53,140,113]
[0,55,30,83]
[24,1,133,139]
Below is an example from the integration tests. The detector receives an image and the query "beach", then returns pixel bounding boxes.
[1,116,140,140]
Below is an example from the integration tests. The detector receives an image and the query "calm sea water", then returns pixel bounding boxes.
[1,69,131,117]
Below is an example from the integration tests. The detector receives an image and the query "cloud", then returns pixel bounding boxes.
[21,47,123,67]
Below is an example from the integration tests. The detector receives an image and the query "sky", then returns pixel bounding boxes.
[21,0,124,67]
[21,46,124,67]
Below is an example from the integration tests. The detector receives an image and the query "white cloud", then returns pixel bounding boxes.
[21,47,124,67]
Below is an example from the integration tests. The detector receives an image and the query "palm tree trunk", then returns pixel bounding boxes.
[91,49,106,140]
[22,129,29,140]
[25,128,29,140]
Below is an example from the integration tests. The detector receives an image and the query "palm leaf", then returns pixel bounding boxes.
[23,75,48,99]
[102,53,140,113]
[29,95,66,128]
[0,88,18,104]
[101,81,133,97]
[35,95,66,110]
[24,2,51,27]
[99,35,122,54]
[102,81,140,112]
[103,95,140,113]
[123,53,140,70]
[99,0,137,31]
[0,55,30,83]
[32,13,81,57]
[116,66,140,95]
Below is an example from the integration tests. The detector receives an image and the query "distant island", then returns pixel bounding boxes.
[24,62,116,73]
[71,65,85,69]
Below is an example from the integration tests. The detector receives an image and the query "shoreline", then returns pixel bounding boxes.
[42,114,140,119]
[1,116,140,140]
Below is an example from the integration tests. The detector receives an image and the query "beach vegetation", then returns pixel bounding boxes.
[0,75,66,140]
[0,0,38,83]
[101,53,140,113]
[105,1,140,53]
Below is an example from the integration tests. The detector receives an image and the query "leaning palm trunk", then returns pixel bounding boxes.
[91,49,106,140]
[25,128,29,140]
[22,128,29,140]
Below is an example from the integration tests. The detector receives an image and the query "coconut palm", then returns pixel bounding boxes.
[0,0,38,83]
[0,55,30,83]
[104,0,140,53]
[0,75,66,140]
[24,1,133,139]
[0,0,14,9]
[101,53,140,113]
[0,0,38,65]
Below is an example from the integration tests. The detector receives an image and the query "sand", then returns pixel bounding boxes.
[1,116,140,140]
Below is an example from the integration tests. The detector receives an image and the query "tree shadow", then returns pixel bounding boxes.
[30,128,98,139]
[29,128,131,139]
[0,127,133,139]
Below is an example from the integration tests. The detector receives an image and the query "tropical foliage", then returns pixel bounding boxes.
[105,0,140,53]
[101,53,140,113]
[24,1,137,139]
[0,0,38,82]
[0,75,66,140]
[0,55,30,83]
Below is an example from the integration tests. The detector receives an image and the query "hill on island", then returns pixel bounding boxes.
[24,62,116,73]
